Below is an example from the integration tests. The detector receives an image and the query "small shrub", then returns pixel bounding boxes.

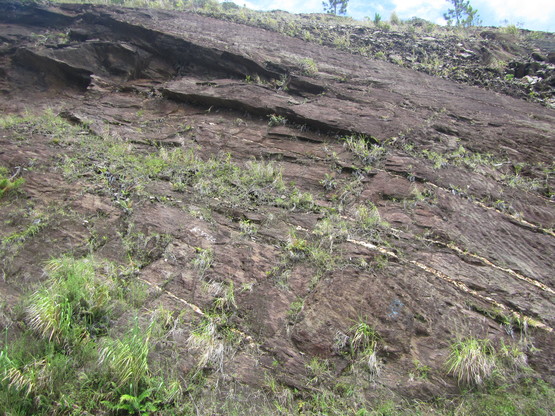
[354,203,386,232]
[306,357,331,386]
[308,246,337,275]
[422,149,448,169]
[2,214,47,250]
[498,341,529,372]
[103,388,160,415]
[122,229,172,266]
[410,359,431,380]
[243,160,285,190]
[502,24,519,35]
[287,189,315,211]
[287,298,304,322]
[350,320,379,355]
[314,214,349,242]
[221,1,239,11]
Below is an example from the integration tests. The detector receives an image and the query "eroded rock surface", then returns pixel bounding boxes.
[0,0,553,405]
[201,10,555,107]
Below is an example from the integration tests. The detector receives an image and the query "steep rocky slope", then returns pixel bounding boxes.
[197,8,555,107]
[0,0,553,413]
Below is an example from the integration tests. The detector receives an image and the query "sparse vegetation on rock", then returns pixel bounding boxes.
[0,0,553,414]
[0,166,24,199]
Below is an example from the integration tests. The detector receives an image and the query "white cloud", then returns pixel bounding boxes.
[236,0,555,31]
[391,0,446,17]
[246,0,322,13]
[474,0,555,30]
[239,0,261,10]
[390,0,555,30]
[289,0,323,12]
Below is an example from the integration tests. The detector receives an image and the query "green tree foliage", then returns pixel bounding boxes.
[322,0,348,15]
[443,0,481,27]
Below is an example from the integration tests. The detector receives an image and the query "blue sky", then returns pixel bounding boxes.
[238,0,555,32]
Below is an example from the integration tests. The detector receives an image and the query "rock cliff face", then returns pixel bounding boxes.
[0,0,553,411]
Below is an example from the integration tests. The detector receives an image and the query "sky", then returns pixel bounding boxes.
[238,0,555,32]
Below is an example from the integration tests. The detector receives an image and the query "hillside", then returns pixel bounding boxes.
[0,0,554,414]
[192,5,555,108]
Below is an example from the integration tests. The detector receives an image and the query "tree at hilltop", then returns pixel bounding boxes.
[444,0,481,27]
[323,0,348,15]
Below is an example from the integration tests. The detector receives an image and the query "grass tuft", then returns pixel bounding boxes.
[98,318,152,396]
[446,337,496,386]
[187,315,229,372]
[0,166,24,199]
[26,256,114,346]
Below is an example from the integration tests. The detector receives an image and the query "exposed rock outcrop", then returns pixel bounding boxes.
[0,0,553,409]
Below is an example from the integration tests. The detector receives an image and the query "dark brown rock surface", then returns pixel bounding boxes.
[0,0,553,405]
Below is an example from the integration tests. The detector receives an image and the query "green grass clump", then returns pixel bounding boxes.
[446,336,534,391]
[1,110,320,213]
[0,167,24,199]
[0,334,87,414]
[1,256,118,414]
[446,337,496,386]
[343,135,386,166]
[186,313,239,374]
[349,319,381,378]
[268,114,287,126]
[298,57,318,76]
[354,203,389,235]
[0,255,185,415]
[1,211,48,249]
[0,109,82,143]
[98,319,152,396]
[26,256,115,345]
[454,378,555,416]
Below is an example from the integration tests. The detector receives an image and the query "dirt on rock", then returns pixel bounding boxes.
[0,0,553,410]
